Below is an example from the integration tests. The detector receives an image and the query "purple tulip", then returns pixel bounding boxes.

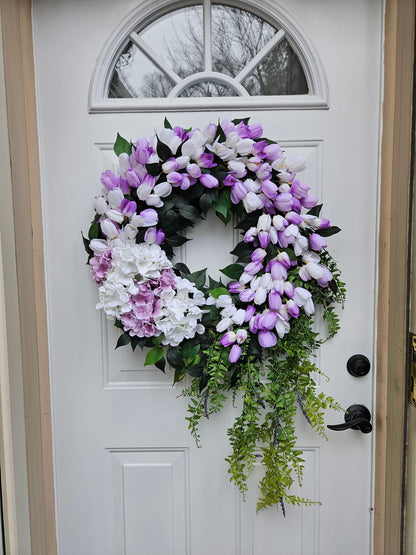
[291,179,309,199]
[275,193,293,213]
[174,126,189,141]
[247,122,263,139]
[144,227,165,245]
[199,153,217,168]
[101,170,118,190]
[139,208,158,227]
[228,281,244,294]
[230,181,248,204]
[309,233,327,251]
[257,231,269,248]
[268,291,282,310]
[244,260,263,276]
[291,198,302,213]
[134,137,152,164]
[239,289,255,302]
[286,211,303,225]
[258,330,277,348]
[256,163,272,181]
[302,194,318,209]
[283,282,295,298]
[229,344,242,363]
[287,300,299,319]
[244,305,256,322]
[270,261,287,281]
[186,163,202,179]
[316,267,333,287]
[200,174,219,189]
[263,143,283,161]
[259,311,279,330]
[120,199,137,217]
[252,140,267,156]
[260,179,278,199]
[277,252,292,269]
[244,227,257,243]
[220,331,237,347]
[315,218,331,229]
[162,158,179,173]
[223,174,237,187]
[250,248,267,263]
[167,172,184,186]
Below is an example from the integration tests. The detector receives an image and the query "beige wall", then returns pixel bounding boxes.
[0,6,31,553]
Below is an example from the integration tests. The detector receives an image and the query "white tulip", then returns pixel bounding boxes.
[154,182,172,197]
[101,219,118,240]
[106,208,124,224]
[89,239,109,253]
[94,196,107,214]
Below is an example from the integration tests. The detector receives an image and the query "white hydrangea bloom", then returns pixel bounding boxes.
[155,277,205,346]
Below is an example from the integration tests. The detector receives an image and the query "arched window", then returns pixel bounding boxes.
[89,1,328,112]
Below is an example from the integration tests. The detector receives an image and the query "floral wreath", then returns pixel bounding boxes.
[83,118,345,513]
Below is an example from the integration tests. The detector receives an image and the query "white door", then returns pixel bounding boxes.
[32,1,382,553]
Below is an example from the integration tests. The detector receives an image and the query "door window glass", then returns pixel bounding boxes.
[107,2,309,99]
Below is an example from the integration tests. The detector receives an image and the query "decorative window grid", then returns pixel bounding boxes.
[89,0,329,112]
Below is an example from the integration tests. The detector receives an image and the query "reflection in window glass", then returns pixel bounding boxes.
[178,81,238,97]
[108,42,174,98]
[211,4,276,78]
[241,38,308,96]
[107,2,309,99]
[140,6,204,79]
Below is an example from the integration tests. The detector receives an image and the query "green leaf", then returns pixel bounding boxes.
[216,209,232,225]
[164,117,172,129]
[182,342,200,358]
[315,226,341,237]
[307,204,323,217]
[208,276,223,289]
[114,133,132,156]
[199,193,213,212]
[155,357,166,373]
[173,368,185,384]
[131,336,146,351]
[216,120,226,142]
[156,139,172,162]
[231,117,250,125]
[230,241,252,262]
[185,365,203,378]
[209,287,229,298]
[213,189,231,219]
[188,268,207,289]
[88,218,100,240]
[166,347,185,369]
[174,262,190,276]
[115,332,131,349]
[179,206,201,221]
[145,163,161,176]
[144,346,164,366]
[220,263,244,280]
[152,334,164,347]
[166,234,189,247]
[81,232,93,256]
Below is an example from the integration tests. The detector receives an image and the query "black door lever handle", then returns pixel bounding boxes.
[327,404,372,434]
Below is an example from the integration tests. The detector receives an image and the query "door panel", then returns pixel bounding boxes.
[32,1,382,553]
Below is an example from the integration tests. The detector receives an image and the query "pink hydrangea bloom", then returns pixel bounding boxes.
[90,249,113,285]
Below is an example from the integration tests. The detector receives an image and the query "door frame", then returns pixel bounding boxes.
[0,0,413,553]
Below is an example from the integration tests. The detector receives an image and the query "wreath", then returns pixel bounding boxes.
[83,118,345,513]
